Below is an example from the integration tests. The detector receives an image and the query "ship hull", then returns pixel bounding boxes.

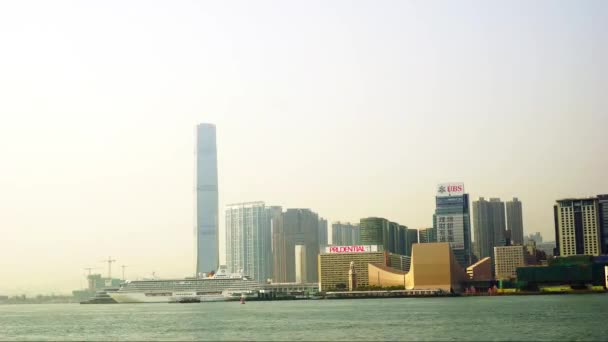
[109,292,231,304]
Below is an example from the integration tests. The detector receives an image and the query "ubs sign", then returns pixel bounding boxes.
[437,182,465,197]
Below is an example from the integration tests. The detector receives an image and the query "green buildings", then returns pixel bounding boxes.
[360,217,414,256]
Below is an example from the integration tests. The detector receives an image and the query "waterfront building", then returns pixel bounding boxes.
[433,183,472,268]
[318,218,328,248]
[360,217,409,255]
[466,257,492,281]
[506,198,524,245]
[553,198,601,257]
[368,243,466,292]
[598,194,608,255]
[196,123,219,276]
[494,245,525,280]
[318,245,386,291]
[270,206,286,282]
[274,208,320,283]
[419,227,437,243]
[406,228,418,256]
[472,197,506,260]
[225,202,273,283]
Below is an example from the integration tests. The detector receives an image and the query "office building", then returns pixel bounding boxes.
[494,245,525,280]
[598,195,608,254]
[273,208,320,283]
[360,217,388,246]
[419,227,436,243]
[554,198,601,257]
[433,183,472,268]
[270,206,286,282]
[506,198,524,245]
[196,123,219,276]
[472,197,506,260]
[225,202,273,283]
[318,245,386,291]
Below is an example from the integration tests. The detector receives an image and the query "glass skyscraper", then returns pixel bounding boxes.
[196,123,219,276]
[433,183,472,268]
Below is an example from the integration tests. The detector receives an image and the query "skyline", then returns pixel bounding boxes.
[1,0,607,295]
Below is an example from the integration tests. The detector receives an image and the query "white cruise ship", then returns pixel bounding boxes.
[108,266,261,303]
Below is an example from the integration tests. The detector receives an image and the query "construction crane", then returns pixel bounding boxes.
[101,256,117,279]
[83,267,98,276]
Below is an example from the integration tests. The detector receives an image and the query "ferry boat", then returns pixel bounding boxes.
[108,266,260,303]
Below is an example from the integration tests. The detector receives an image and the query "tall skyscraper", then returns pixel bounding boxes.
[433,183,472,268]
[472,197,506,260]
[506,198,524,245]
[330,222,360,245]
[196,123,219,276]
[225,202,273,283]
[553,198,601,257]
[273,209,320,283]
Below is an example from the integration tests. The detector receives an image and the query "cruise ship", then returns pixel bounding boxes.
[108,266,261,303]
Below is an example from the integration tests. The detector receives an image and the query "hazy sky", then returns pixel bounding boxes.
[1,0,607,295]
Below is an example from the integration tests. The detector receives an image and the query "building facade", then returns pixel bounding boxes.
[472,197,506,260]
[273,208,320,283]
[554,198,601,257]
[506,198,524,245]
[225,202,273,283]
[494,246,525,280]
[406,228,418,257]
[360,217,388,247]
[196,123,219,276]
[419,227,437,244]
[318,246,386,291]
[433,183,472,268]
[330,222,360,246]
[318,218,328,248]
[598,194,608,255]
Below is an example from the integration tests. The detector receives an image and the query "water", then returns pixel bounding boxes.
[1,295,607,341]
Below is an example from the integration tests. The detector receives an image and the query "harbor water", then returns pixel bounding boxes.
[1,294,607,341]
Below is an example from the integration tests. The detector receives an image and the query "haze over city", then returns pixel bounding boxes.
[1,0,607,295]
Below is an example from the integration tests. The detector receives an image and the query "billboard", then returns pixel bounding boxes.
[437,183,465,197]
[325,245,379,254]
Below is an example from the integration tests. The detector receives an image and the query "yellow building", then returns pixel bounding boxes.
[466,257,492,281]
[318,247,386,291]
[367,243,466,292]
[494,246,525,280]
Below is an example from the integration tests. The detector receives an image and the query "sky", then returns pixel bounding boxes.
[1,0,607,295]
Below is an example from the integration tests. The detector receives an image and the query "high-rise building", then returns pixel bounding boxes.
[597,194,608,255]
[472,197,506,260]
[225,202,273,283]
[360,217,388,247]
[553,198,601,257]
[406,228,418,257]
[330,222,359,245]
[506,198,524,245]
[196,123,219,276]
[273,209,320,283]
[494,245,525,280]
[318,218,328,248]
[419,227,437,243]
[433,183,472,268]
[525,232,543,244]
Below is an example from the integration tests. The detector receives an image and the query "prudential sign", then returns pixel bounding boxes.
[437,183,465,197]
